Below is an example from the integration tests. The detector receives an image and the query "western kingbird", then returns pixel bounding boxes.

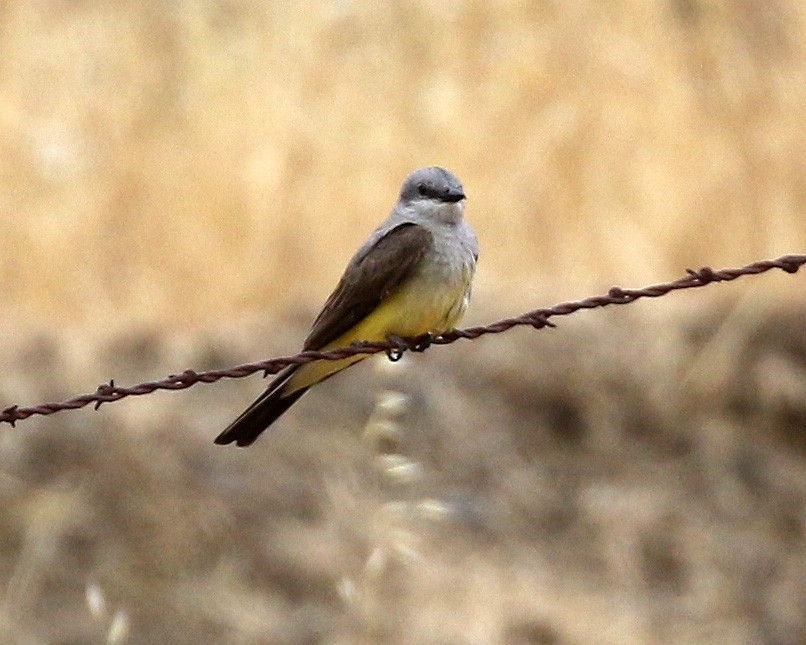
[215,167,478,447]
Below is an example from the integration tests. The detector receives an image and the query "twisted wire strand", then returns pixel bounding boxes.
[2,254,804,427]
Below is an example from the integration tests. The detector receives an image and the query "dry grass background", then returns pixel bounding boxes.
[0,1,805,643]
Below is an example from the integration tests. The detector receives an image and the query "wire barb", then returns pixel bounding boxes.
[1,253,804,427]
[93,379,117,410]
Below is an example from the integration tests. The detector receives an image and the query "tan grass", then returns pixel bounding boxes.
[1,3,805,643]
[1,0,804,334]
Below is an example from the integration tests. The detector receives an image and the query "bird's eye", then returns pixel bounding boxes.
[417,183,427,196]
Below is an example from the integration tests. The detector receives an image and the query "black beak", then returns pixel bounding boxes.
[442,187,466,203]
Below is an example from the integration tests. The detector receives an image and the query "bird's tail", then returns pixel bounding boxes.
[214,368,308,447]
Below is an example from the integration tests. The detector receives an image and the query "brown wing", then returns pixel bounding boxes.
[303,223,432,350]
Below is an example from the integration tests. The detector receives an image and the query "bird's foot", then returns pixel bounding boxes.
[411,332,434,352]
[384,333,434,361]
[385,335,408,362]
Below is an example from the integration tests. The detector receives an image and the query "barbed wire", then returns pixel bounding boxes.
[2,254,804,427]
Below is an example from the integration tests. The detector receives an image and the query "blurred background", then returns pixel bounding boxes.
[1,1,805,643]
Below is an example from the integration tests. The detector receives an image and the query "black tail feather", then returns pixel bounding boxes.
[214,369,308,447]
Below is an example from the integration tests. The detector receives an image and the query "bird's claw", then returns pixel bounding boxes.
[411,332,433,352]
[385,335,408,362]
[384,333,434,361]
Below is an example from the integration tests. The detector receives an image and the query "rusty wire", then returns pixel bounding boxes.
[2,254,804,427]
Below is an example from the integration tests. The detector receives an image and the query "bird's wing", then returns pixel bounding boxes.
[303,222,433,351]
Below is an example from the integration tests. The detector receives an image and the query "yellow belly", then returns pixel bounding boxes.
[284,273,470,394]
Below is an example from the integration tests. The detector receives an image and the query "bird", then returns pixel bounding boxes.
[215,167,479,447]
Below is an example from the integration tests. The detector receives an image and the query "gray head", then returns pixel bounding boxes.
[398,167,465,206]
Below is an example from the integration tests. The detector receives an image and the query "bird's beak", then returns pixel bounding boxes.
[443,187,466,203]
